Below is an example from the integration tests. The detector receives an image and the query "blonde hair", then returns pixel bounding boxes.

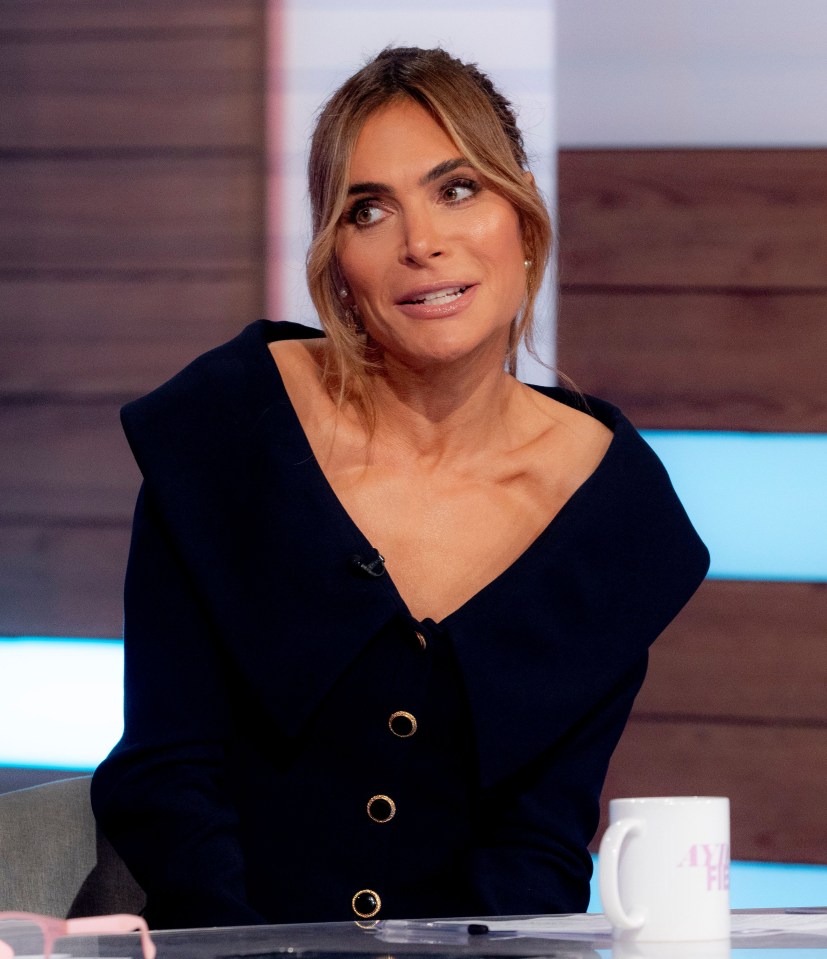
[306,46,552,416]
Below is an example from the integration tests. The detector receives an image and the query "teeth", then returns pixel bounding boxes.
[410,285,466,305]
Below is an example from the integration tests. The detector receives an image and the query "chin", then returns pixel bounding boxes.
[372,320,509,371]
[386,335,490,370]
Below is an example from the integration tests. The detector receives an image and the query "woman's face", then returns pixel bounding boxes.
[335,98,527,371]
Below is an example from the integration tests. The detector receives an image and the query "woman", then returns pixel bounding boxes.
[91,47,709,928]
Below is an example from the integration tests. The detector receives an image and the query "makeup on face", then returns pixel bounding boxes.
[335,99,527,368]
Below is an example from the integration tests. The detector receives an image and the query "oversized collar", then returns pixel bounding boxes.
[123,321,709,788]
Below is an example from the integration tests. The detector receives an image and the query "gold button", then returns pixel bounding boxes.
[414,630,427,650]
[366,794,396,823]
[352,888,381,918]
[388,710,417,738]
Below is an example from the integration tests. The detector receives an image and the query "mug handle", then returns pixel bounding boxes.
[598,817,646,930]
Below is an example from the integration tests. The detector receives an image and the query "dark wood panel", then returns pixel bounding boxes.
[0,278,262,393]
[639,580,827,724]
[0,157,262,270]
[556,290,827,431]
[558,149,827,289]
[0,0,261,31]
[593,720,827,863]
[0,525,128,637]
[0,403,139,522]
[0,13,264,149]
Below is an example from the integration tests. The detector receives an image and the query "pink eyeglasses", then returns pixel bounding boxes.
[0,912,155,959]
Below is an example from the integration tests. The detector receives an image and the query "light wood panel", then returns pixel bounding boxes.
[558,149,827,289]
[594,720,827,863]
[0,278,259,394]
[557,290,827,431]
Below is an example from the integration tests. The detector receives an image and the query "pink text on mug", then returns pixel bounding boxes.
[677,842,730,892]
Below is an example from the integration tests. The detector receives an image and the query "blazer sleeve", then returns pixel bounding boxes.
[465,654,648,915]
[90,484,266,929]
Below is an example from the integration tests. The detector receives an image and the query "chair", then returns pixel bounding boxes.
[0,775,145,918]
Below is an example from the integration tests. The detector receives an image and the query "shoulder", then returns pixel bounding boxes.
[122,320,322,437]
[527,384,666,495]
[527,384,614,477]
[121,320,323,480]
[528,383,710,610]
[525,383,621,434]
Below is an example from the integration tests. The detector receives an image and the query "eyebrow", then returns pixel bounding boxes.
[346,157,471,196]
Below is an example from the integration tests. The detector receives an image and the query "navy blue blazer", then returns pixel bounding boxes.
[91,320,709,929]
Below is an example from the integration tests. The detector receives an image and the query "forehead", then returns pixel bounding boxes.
[348,99,461,183]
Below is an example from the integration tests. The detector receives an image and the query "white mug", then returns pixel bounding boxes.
[599,797,730,942]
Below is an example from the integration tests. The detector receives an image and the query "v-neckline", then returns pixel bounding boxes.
[261,327,621,628]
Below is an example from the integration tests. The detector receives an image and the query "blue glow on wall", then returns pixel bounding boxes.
[588,855,827,911]
[642,431,827,582]
[0,638,123,769]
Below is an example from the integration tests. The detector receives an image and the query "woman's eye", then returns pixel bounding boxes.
[442,179,478,203]
[348,200,386,227]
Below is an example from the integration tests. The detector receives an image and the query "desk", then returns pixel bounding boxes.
[3,911,827,959]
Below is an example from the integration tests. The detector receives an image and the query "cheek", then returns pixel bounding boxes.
[466,206,524,267]
[336,235,387,300]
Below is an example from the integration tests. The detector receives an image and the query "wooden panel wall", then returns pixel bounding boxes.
[0,2,266,643]
[557,150,827,432]
[557,150,827,864]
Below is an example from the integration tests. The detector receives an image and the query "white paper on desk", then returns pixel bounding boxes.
[484,915,612,938]
[730,912,827,937]
[426,912,827,940]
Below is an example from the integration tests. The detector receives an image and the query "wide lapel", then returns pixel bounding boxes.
[228,390,407,741]
[123,320,406,743]
[448,414,710,789]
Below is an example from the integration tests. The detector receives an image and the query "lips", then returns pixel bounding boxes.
[399,285,470,306]
[394,281,478,319]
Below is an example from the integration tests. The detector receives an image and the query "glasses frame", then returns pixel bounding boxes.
[0,911,155,959]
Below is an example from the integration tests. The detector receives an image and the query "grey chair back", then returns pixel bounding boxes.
[0,775,145,918]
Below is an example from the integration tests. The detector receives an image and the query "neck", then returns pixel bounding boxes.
[364,341,521,462]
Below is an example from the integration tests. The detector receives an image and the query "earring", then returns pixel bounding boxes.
[524,259,532,270]
[344,303,364,333]
[339,287,349,298]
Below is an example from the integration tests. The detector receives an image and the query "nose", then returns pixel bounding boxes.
[400,204,444,266]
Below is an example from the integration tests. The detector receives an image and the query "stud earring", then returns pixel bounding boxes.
[339,287,349,298]
[524,259,532,270]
